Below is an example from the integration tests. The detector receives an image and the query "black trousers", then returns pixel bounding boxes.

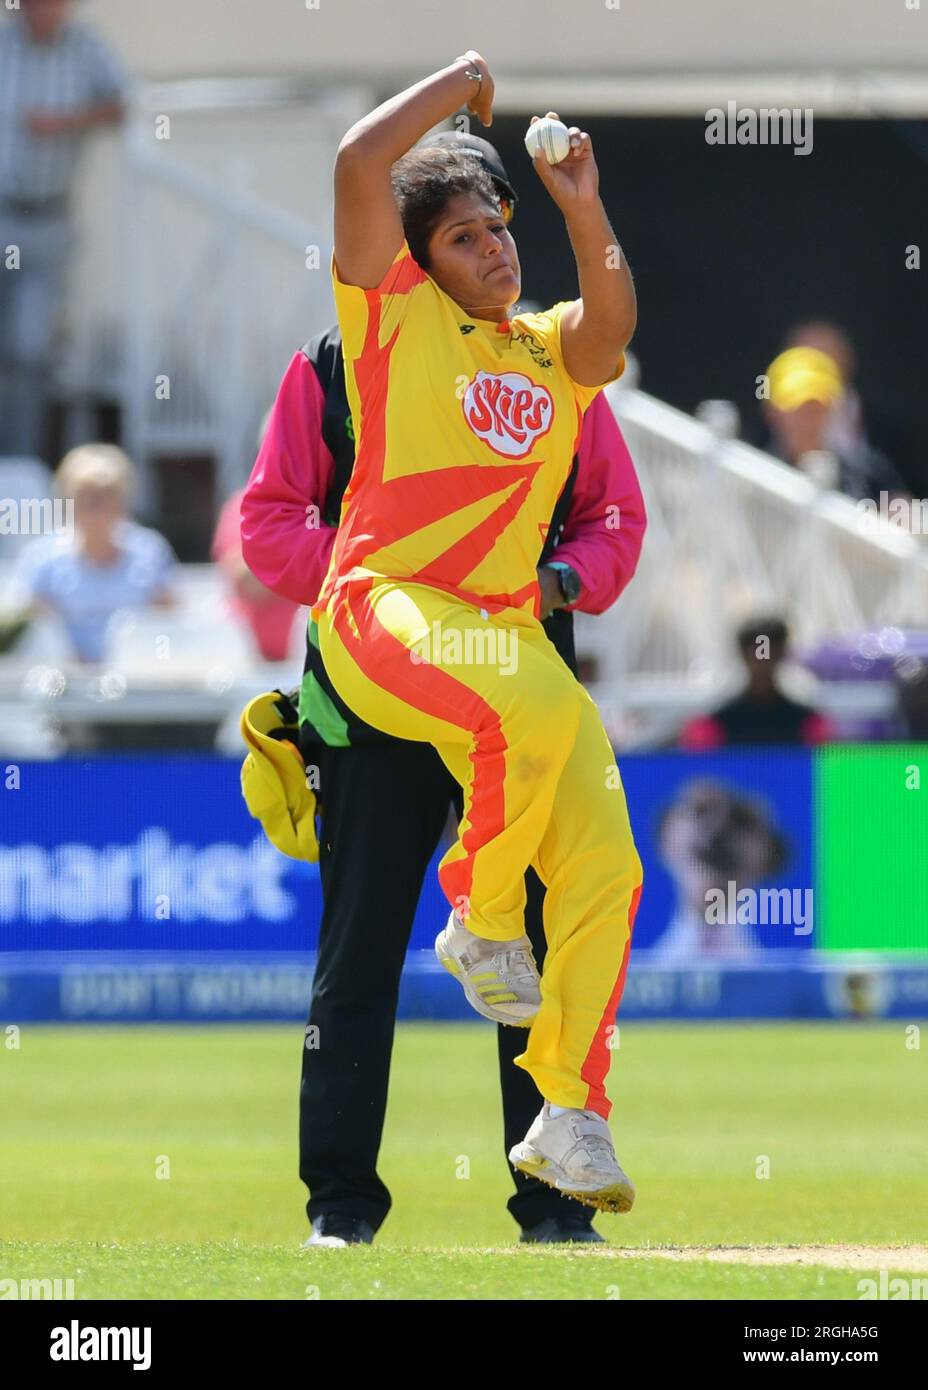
[298,735,593,1233]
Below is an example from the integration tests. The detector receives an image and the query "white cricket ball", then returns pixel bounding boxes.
[524,117,571,165]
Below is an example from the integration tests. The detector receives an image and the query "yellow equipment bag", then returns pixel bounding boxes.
[240,689,319,863]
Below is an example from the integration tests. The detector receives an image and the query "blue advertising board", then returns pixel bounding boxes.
[0,750,815,957]
[1,750,923,1021]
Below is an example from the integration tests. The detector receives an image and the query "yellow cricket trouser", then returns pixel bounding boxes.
[317,576,643,1118]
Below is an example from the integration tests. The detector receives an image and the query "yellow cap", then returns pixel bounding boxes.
[767,346,843,412]
[240,691,319,863]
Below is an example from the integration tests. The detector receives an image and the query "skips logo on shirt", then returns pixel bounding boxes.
[462,371,554,459]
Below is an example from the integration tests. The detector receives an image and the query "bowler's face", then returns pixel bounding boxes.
[426,194,521,320]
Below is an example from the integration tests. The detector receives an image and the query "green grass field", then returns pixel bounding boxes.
[1,1021,925,1299]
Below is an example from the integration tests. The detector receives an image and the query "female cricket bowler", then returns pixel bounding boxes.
[314,50,643,1211]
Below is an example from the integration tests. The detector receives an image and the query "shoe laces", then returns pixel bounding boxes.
[582,1135,616,1159]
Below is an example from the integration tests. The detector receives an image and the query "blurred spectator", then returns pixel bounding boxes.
[786,321,923,498]
[760,342,907,502]
[11,444,177,663]
[895,660,928,741]
[680,616,831,748]
[212,488,300,662]
[0,0,129,459]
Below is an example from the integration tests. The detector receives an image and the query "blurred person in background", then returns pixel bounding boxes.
[785,320,922,498]
[895,660,928,741]
[242,123,647,1246]
[10,443,177,664]
[680,616,831,749]
[760,344,906,503]
[0,0,129,459]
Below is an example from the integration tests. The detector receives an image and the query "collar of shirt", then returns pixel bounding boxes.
[470,315,511,331]
[458,314,513,354]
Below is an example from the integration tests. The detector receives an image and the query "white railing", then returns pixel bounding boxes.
[579,384,928,743]
[108,82,370,512]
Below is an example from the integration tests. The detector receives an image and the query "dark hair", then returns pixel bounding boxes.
[391,148,501,269]
[736,616,789,653]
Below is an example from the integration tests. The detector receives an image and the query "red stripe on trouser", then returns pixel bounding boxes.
[580,881,642,1119]
[330,583,508,920]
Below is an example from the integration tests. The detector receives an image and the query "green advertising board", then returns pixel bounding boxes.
[817,745,928,952]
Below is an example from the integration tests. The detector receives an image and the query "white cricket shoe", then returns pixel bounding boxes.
[301,1216,374,1247]
[435,910,541,1026]
[509,1101,636,1213]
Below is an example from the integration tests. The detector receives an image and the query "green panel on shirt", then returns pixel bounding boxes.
[299,620,350,747]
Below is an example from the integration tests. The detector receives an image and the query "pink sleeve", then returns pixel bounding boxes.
[549,392,647,615]
[547,389,650,611]
[240,350,338,605]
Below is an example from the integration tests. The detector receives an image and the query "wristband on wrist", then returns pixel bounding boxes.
[544,561,582,606]
[454,55,484,95]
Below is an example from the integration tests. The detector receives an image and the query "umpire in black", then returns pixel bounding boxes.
[242,132,646,1246]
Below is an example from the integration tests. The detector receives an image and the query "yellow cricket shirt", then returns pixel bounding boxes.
[312,239,624,620]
